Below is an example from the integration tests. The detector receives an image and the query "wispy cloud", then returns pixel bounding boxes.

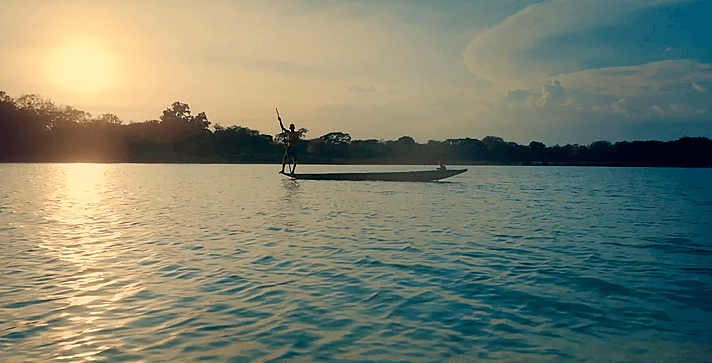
[494,60,712,117]
[692,82,708,92]
[459,0,711,143]
[463,0,691,89]
[347,85,377,92]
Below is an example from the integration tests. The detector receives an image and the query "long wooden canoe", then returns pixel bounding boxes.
[281,168,467,181]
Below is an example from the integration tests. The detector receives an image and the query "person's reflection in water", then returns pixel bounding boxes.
[279,179,302,230]
[280,178,300,204]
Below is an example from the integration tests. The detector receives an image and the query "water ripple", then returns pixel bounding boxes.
[1,164,711,362]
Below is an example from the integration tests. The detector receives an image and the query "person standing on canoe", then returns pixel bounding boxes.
[278,110,300,174]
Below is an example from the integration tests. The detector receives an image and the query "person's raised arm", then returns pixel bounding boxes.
[276,108,287,132]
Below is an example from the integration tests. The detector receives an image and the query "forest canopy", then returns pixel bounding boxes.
[1,91,711,167]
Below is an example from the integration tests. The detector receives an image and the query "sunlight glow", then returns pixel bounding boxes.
[62,163,107,213]
[41,163,116,241]
[33,165,138,361]
[49,43,115,93]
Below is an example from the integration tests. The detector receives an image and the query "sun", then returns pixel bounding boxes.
[49,43,115,93]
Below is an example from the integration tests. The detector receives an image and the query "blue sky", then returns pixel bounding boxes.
[1,0,710,145]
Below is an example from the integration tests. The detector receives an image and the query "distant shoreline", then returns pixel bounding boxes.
[3,92,711,169]
[2,157,709,168]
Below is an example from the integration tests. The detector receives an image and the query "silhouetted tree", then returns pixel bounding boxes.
[482,136,508,163]
[308,132,350,159]
[0,91,21,158]
[275,127,308,145]
[215,125,275,156]
[157,102,211,144]
[350,139,386,160]
[93,113,123,125]
[384,136,419,161]
[586,141,613,162]
[528,141,546,162]
[321,131,351,145]
[2,89,712,166]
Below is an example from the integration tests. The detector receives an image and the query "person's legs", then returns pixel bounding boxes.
[290,146,297,174]
[281,150,288,173]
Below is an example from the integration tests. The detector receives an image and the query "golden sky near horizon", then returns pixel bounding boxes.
[1,0,710,144]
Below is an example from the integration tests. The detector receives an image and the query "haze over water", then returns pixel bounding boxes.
[1,163,711,362]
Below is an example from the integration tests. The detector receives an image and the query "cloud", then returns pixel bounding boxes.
[480,60,712,144]
[669,103,690,114]
[593,98,627,114]
[495,60,712,116]
[553,60,712,113]
[692,82,708,92]
[463,0,691,89]
[484,57,712,144]
[347,85,377,92]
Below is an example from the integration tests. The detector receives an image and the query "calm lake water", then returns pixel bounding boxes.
[1,163,711,362]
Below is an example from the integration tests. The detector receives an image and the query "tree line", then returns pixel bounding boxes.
[1,91,711,167]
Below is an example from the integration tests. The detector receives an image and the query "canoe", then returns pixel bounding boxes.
[281,168,467,182]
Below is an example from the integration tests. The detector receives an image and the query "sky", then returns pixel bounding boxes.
[1,0,710,145]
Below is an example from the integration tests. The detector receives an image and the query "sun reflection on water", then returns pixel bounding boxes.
[34,164,144,361]
[40,164,120,264]
[55,163,109,224]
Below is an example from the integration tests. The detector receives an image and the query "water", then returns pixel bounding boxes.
[1,163,711,362]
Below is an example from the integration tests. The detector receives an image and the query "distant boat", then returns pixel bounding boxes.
[281,168,467,182]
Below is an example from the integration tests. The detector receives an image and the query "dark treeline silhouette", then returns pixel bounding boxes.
[2,91,711,167]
